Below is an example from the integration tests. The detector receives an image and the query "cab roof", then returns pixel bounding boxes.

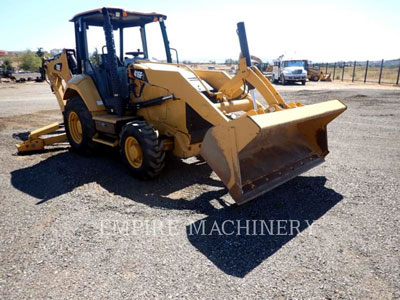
[70,7,167,28]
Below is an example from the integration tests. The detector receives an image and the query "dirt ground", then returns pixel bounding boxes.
[0,81,399,299]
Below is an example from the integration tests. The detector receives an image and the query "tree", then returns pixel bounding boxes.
[0,58,13,77]
[90,48,101,67]
[225,58,234,66]
[36,47,44,58]
[20,50,42,71]
[2,58,12,70]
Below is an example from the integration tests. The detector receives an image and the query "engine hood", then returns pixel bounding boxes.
[283,66,305,72]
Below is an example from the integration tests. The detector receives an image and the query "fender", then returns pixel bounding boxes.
[63,74,106,113]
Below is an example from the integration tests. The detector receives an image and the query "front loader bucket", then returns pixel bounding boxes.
[200,100,346,205]
[321,73,332,81]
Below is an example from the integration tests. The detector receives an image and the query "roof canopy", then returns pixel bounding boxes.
[70,7,167,28]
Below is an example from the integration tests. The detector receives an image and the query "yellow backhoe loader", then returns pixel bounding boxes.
[17,8,346,205]
[306,62,332,82]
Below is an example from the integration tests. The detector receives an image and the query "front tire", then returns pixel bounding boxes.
[281,75,286,85]
[64,96,98,154]
[302,80,306,85]
[120,120,165,179]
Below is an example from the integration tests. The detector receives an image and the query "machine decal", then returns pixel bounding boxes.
[54,63,62,71]
[131,69,147,82]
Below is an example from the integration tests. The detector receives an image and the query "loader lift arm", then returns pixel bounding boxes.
[215,23,298,114]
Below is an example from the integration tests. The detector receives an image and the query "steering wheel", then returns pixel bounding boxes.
[126,51,145,57]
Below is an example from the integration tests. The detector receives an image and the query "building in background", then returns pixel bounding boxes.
[0,50,13,56]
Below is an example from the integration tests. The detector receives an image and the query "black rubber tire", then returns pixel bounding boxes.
[120,120,165,179]
[302,80,306,85]
[64,96,98,154]
[281,75,286,85]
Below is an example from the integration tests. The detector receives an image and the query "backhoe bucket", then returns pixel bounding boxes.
[200,100,346,205]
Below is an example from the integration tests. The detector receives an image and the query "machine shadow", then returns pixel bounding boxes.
[10,150,225,212]
[11,149,343,276]
[10,149,342,213]
[186,176,343,277]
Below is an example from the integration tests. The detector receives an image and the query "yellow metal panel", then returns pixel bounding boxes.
[248,100,346,129]
[92,114,136,124]
[194,70,231,90]
[43,134,67,146]
[44,50,73,112]
[92,135,118,147]
[29,122,62,139]
[130,63,230,158]
[136,63,228,126]
[214,99,253,113]
[17,139,45,153]
[64,75,106,113]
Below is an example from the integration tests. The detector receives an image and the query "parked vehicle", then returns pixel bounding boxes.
[272,56,307,85]
[304,61,332,81]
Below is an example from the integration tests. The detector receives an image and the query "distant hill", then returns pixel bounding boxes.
[353,58,399,67]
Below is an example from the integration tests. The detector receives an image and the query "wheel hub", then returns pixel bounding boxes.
[125,136,143,168]
[68,111,83,144]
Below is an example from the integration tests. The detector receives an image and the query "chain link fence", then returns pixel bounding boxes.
[310,59,400,85]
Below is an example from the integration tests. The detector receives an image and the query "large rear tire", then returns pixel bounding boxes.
[64,96,98,154]
[311,75,319,81]
[120,120,165,179]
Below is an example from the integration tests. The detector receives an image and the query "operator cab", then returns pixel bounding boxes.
[69,7,173,115]
[70,7,171,69]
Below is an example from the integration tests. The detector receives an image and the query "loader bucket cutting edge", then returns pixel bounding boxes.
[200,100,347,205]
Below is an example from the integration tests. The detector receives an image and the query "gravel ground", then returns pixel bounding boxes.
[0,81,399,299]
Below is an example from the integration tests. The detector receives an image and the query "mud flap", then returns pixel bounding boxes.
[200,100,347,205]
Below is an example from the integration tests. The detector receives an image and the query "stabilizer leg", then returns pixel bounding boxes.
[17,122,67,153]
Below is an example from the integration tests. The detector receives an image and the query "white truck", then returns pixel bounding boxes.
[272,56,307,85]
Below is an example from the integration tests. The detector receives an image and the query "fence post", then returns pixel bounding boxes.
[378,59,384,84]
[352,61,356,82]
[396,61,400,85]
[333,62,336,80]
[364,60,369,83]
[341,62,345,81]
[325,63,328,74]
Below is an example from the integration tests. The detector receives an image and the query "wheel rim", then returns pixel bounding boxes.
[68,111,83,144]
[125,136,143,168]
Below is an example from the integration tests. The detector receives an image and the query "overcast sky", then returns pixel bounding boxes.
[1,0,399,62]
